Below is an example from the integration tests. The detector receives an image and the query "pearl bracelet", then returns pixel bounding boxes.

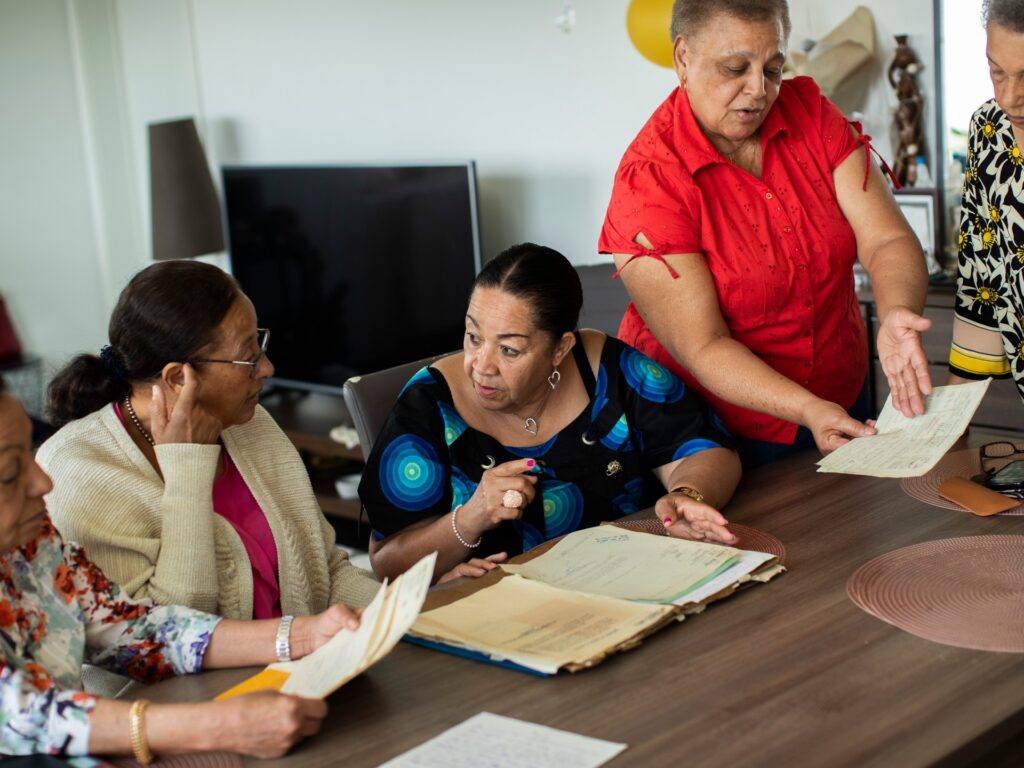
[450,505,482,548]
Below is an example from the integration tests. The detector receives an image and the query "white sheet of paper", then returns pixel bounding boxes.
[816,379,990,477]
[501,526,739,602]
[671,549,776,605]
[275,551,436,698]
[378,711,627,768]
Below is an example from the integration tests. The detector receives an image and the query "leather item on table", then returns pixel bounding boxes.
[937,476,1019,517]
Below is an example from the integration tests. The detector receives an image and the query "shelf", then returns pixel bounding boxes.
[260,390,363,459]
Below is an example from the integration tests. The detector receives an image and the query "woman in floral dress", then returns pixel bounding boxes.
[0,376,360,760]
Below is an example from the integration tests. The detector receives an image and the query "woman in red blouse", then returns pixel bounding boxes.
[600,0,932,466]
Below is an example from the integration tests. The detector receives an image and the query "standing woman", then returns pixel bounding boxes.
[38,261,379,620]
[600,0,933,466]
[948,0,1024,399]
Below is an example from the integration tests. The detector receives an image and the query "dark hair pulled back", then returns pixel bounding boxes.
[47,260,240,427]
[472,243,583,342]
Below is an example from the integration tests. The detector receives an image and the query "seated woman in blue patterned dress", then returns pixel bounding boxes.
[361,243,742,583]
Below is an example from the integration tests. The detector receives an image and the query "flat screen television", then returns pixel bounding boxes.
[222,163,481,395]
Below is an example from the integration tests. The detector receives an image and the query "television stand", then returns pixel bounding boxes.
[259,390,366,539]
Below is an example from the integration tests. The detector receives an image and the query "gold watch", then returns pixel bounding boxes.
[671,485,705,504]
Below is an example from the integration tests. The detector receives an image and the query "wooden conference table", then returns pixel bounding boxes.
[136,440,1024,767]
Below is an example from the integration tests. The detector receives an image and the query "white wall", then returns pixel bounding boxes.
[1,0,936,372]
[790,0,938,176]
[0,0,112,368]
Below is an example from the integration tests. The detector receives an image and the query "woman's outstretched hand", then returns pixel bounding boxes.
[438,552,509,583]
[877,306,933,417]
[656,493,736,545]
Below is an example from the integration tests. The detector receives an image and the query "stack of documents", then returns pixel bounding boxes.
[409,527,783,675]
[216,551,436,700]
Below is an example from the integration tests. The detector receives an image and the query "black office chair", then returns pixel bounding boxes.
[342,353,450,461]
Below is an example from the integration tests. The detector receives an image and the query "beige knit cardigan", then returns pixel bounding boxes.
[37,404,380,618]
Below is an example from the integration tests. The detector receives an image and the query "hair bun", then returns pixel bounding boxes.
[99,345,127,381]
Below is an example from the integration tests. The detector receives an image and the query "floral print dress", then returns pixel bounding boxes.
[1,517,221,756]
[950,98,1024,400]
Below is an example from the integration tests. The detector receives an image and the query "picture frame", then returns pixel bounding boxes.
[895,190,942,275]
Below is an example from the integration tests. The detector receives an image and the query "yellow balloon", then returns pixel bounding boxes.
[626,0,675,69]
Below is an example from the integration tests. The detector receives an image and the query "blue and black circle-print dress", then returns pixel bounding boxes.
[359,333,733,557]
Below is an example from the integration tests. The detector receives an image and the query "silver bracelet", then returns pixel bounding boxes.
[450,505,482,548]
[275,615,295,662]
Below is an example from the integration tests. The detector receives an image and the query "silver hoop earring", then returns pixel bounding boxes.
[548,369,561,390]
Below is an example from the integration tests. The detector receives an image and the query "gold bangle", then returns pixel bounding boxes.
[671,485,705,504]
[129,699,155,765]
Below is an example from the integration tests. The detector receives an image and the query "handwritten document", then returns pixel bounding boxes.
[501,526,740,603]
[379,712,627,768]
[216,551,435,700]
[412,574,673,674]
[817,379,990,478]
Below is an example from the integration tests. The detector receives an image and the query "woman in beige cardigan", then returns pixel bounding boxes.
[38,260,380,621]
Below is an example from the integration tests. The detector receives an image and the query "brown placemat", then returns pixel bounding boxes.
[847,535,1024,653]
[108,754,242,768]
[900,447,1024,516]
[606,519,786,564]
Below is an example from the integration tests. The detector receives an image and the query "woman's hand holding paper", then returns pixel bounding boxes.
[289,604,363,659]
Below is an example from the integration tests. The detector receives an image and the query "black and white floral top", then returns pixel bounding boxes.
[950,98,1024,401]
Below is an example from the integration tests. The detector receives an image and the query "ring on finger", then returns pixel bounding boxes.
[502,489,525,509]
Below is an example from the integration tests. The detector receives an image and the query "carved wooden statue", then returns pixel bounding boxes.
[888,34,926,186]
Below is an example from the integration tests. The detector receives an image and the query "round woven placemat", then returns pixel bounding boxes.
[847,535,1024,652]
[900,446,1024,516]
[607,519,786,563]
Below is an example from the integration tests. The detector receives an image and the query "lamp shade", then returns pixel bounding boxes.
[148,117,225,260]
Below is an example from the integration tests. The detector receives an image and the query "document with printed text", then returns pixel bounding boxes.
[816,379,990,477]
[379,712,627,768]
[501,526,740,602]
[412,574,674,675]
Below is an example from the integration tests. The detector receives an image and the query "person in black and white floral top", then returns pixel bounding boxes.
[948,0,1024,404]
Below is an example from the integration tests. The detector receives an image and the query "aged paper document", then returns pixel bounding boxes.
[501,526,739,602]
[380,712,627,768]
[817,379,990,478]
[412,575,673,674]
[216,551,435,700]
[673,549,777,606]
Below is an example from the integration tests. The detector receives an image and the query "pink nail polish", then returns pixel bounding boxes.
[663,517,672,524]
[526,459,535,467]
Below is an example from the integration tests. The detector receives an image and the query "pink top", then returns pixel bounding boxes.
[113,402,282,619]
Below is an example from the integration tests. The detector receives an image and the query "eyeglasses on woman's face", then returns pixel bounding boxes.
[189,328,270,380]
